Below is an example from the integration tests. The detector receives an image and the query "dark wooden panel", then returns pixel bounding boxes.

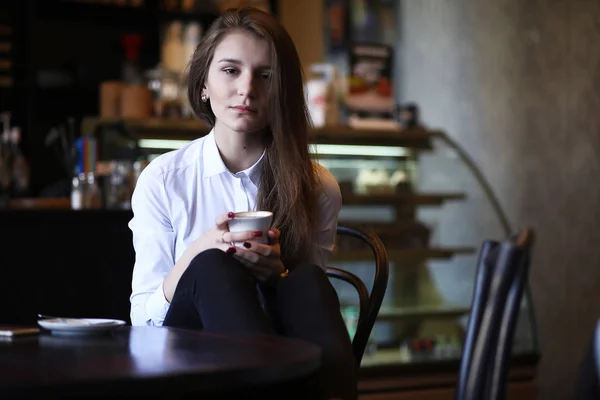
[0,209,135,325]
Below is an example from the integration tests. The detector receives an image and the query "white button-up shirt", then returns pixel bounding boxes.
[129,130,342,326]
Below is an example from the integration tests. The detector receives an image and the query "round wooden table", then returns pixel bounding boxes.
[0,326,322,398]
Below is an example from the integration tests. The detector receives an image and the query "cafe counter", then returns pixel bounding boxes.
[0,207,135,325]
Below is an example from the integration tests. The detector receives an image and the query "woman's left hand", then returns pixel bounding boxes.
[233,228,286,283]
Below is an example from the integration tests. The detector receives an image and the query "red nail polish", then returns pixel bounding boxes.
[253,231,263,237]
[226,247,236,254]
[243,242,251,249]
[228,212,234,218]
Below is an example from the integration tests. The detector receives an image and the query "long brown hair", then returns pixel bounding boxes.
[188,7,317,267]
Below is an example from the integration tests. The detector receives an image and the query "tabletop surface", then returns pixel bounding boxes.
[0,326,321,396]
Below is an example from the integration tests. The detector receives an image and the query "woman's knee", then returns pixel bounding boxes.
[278,263,336,302]
[184,248,237,280]
[285,263,327,284]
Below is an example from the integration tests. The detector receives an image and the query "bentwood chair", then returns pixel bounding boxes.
[574,318,600,399]
[456,228,535,400]
[327,224,389,367]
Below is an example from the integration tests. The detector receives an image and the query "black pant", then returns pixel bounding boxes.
[163,249,358,400]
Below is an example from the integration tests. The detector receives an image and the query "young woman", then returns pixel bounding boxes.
[129,7,356,400]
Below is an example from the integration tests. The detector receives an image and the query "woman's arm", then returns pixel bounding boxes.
[130,162,263,326]
[162,212,247,301]
[129,163,176,326]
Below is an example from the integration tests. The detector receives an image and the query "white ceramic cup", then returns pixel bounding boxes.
[227,211,273,246]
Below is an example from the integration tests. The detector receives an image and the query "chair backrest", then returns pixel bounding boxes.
[456,240,499,399]
[488,229,534,399]
[596,319,600,387]
[457,228,534,400]
[574,318,600,399]
[327,224,389,367]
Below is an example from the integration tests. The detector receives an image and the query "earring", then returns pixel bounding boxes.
[201,93,208,103]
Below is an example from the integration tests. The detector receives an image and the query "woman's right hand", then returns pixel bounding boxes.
[162,211,263,302]
[186,211,264,257]
[185,211,236,257]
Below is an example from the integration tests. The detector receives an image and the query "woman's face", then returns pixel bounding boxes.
[203,30,272,135]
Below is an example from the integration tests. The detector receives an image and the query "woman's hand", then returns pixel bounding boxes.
[163,211,263,302]
[185,211,263,257]
[233,228,286,283]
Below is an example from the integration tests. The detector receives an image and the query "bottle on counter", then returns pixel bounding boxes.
[0,143,9,208]
[159,21,185,118]
[9,127,30,197]
[0,112,13,196]
[305,63,340,127]
[120,34,153,119]
[121,33,145,86]
[161,21,184,75]
[181,22,203,119]
[84,172,102,209]
[71,174,84,210]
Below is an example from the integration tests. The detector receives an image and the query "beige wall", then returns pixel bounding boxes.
[397,1,600,399]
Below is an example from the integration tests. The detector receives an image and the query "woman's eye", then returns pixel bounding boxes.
[261,73,271,80]
[223,68,238,75]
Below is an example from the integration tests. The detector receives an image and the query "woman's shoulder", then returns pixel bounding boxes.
[134,137,207,197]
[313,162,342,207]
[143,136,206,177]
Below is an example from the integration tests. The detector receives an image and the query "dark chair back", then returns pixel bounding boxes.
[457,228,534,400]
[456,240,499,399]
[488,230,534,399]
[597,321,600,388]
[327,224,389,367]
[574,318,600,399]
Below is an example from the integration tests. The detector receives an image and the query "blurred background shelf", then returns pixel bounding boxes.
[34,0,220,26]
[331,247,476,263]
[342,192,466,206]
[82,116,437,149]
[360,349,539,370]
[361,348,461,368]
[313,125,435,149]
[83,116,211,135]
[377,305,470,320]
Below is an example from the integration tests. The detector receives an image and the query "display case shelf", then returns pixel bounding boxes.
[377,305,470,320]
[360,349,539,370]
[331,247,475,264]
[342,192,466,206]
[82,117,438,149]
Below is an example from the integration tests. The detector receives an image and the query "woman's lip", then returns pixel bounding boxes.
[232,106,256,112]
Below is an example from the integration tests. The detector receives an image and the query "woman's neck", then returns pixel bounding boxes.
[213,123,266,173]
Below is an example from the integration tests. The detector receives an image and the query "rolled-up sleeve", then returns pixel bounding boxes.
[311,167,343,269]
[129,164,175,326]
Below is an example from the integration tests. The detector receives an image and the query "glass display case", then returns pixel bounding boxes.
[83,117,540,386]
[317,129,540,373]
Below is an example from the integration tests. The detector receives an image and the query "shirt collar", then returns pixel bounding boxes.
[202,129,265,184]
[202,130,229,178]
[244,149,265,186]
